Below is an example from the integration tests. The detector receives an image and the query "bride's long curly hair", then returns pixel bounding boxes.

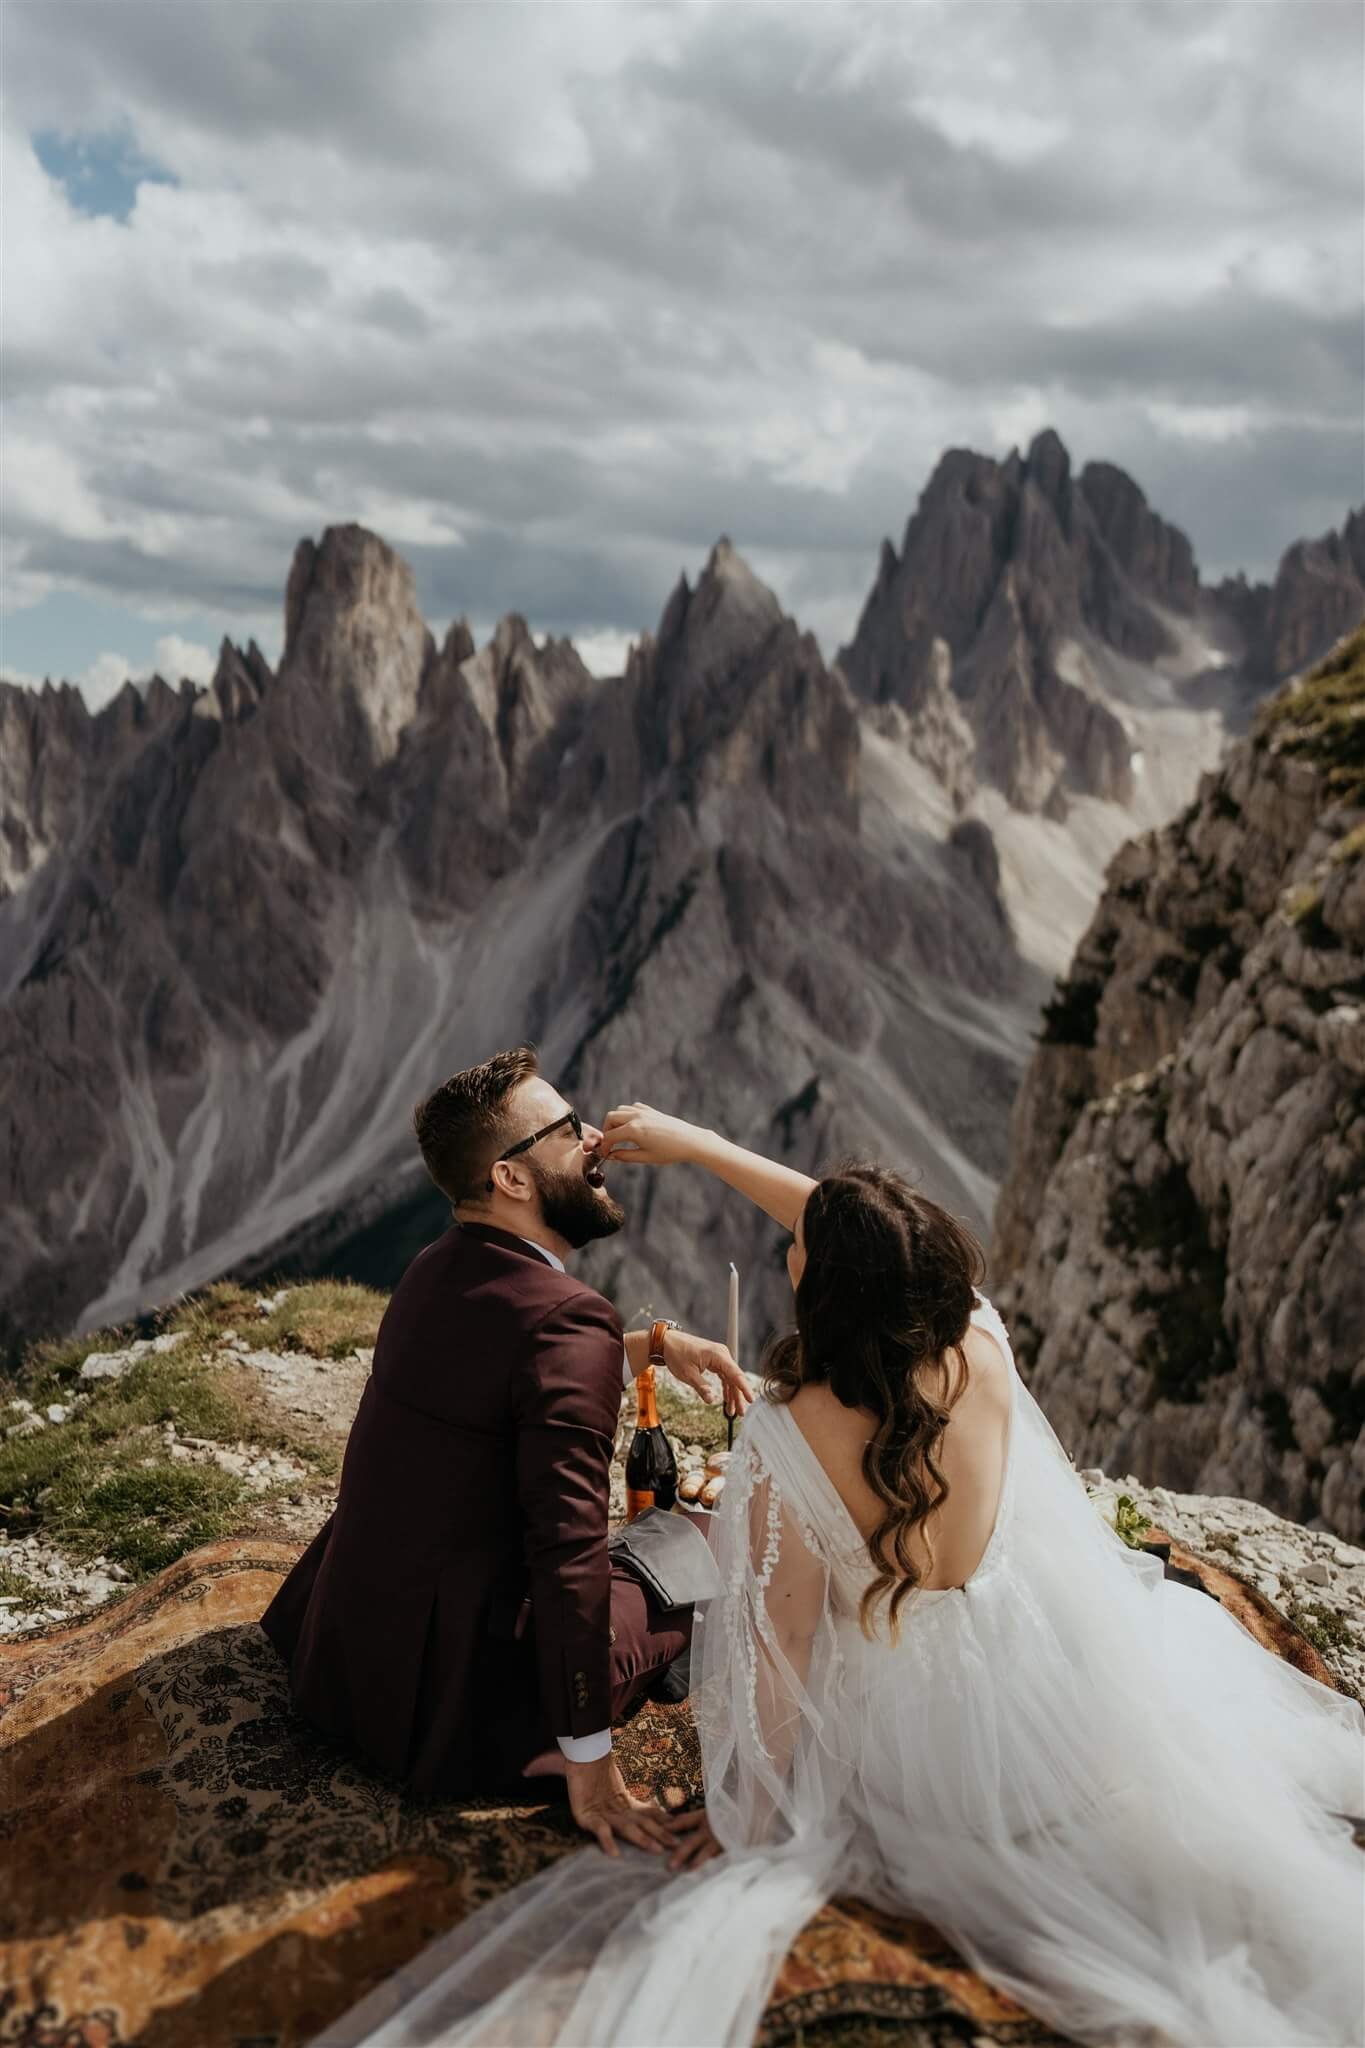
[763,1161,986,1643]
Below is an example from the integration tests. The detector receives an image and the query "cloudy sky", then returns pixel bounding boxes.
[2,0,1361,707]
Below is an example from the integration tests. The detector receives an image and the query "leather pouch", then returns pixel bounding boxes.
[608,1505,723,1611]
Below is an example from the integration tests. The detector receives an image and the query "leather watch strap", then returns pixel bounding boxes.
[649,1318,670,1365]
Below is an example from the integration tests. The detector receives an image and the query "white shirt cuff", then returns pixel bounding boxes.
[622,1341,634,1387]
[557,1727,613,1763]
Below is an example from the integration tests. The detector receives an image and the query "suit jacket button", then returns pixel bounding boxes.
[608,1627,616,1645]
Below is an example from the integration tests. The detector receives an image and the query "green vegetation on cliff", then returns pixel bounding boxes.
[1256,620,1365,810]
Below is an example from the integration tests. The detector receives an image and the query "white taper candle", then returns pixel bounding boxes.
[727,1262,740,1366]
[726,1262,740,1436]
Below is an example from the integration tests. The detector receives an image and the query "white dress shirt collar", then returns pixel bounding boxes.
[515,1233,566,1274]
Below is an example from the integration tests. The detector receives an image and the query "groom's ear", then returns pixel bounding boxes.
[489,1158,533,1203]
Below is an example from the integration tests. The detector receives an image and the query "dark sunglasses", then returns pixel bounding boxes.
[485,1108,583,1193]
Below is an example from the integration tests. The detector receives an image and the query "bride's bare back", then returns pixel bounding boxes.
[785,1322,1012,1592]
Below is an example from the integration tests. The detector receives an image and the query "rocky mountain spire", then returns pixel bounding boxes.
[836,430,1151,819]
[281,523,433,766]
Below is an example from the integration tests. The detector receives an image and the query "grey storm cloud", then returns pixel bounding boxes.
[1,0,1361,683]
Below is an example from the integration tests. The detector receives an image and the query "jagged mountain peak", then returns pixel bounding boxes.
[36,678,90,711]
[278,522,432,765]
[281,522,416,663]
[456,607,596,763]
[836,430,1351,823]
[657,535,785,678]
[1024,425,1073,503]
[198,636,272,726]
[439,618,476,667]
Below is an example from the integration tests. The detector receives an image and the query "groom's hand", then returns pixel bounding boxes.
[564,1752,681,1858]
[660,1327,755,1422]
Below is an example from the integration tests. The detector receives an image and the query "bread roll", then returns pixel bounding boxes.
[705,1450,732,1475]
[678,1472,707,1504]
[700,1475,726,1509]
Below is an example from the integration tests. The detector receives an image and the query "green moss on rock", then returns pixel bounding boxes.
[1256,621,1365,807]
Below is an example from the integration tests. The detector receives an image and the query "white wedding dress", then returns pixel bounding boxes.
[312,1296,1365,2048]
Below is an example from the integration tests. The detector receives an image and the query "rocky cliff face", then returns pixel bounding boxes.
[994,625,1365,1540]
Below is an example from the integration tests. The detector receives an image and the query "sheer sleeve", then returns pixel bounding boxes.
[691,1410,857,1858]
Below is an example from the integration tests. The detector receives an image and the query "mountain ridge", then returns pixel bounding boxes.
[2,434,1360,1370]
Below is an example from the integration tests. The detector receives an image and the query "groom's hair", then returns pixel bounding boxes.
[412,1045,541,1205]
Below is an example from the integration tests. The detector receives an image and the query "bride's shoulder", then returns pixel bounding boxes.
[967,1293,1015,1367]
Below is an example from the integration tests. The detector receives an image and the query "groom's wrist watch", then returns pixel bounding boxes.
[649,1318,678,1365]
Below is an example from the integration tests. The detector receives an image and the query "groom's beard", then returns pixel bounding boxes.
[531,1160,626,1249]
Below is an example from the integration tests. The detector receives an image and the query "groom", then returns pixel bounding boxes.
[260,1045,750,1855]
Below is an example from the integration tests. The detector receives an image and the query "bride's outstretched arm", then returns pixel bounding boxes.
[598,1104,817,1230]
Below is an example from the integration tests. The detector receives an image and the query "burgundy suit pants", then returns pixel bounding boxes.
[467,1557,693,1791]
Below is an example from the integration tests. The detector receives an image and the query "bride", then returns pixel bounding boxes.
[316,1109,1365,2048]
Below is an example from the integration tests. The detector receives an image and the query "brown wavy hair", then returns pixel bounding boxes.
[763,1161,986,1643]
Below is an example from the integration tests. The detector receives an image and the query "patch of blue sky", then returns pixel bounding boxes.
[0,591,258,690]
[32,127,178,224]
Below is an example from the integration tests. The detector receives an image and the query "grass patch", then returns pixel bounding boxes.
[237,1279,385,1358]
[156,1276,386,1359]
[1329,819,1365,866]
[64,1459,248,1575]
[1286,1598,1357,1656]
[1203,1530,1242,1557]
[0,1559,48,1609]
[1256,621,1365,806]
[0,1342,334,1581]
[0,1277,376,1588]
[1112,1494,1152,1550]
[1281,881,1332,947]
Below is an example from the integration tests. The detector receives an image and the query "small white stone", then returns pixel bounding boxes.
[1299,1560,1332,1586]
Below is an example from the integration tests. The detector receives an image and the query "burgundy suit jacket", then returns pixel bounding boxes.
[258,1219,626,1794]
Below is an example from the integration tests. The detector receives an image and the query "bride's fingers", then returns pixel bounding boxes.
[618,1813,669,1854]
[624,1797,678,1848]
[667,1822,718,1870]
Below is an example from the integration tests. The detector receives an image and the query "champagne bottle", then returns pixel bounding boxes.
[625,1327,678,1518]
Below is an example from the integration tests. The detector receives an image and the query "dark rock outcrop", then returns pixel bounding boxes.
[993,626,1365,1539]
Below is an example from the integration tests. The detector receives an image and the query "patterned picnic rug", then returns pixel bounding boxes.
[0,1531,1342,2048]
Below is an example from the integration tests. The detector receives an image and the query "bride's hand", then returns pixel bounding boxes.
[599,1103,709,1168]
[665,1804,724,1872]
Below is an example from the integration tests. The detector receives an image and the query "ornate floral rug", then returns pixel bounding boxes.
[0,1530,1342,2048]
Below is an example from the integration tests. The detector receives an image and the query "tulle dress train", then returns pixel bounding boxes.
[311,1296,1365,2048]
